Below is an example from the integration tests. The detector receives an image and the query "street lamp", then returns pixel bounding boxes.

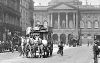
[77,5,82,46]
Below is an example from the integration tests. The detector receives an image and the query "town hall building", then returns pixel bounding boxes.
[33,0,100,44]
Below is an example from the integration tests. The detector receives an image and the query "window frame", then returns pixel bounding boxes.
[87,21,92,29]
[94,21,99,29]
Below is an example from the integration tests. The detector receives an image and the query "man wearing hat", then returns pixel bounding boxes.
[93,40,99,60]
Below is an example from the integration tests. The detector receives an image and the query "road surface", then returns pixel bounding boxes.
[0,45,93,63]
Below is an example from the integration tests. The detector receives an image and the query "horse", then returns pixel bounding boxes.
[18,36,26,57]
[33,36,44,58]
[28,37,36,58]
[12,35,20,51]
[42,39,48,57]
[24,36,40,58]
[23,37,32,58]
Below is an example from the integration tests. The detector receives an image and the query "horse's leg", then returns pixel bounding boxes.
[38,46,40,58]
[31,49,34,58]
[31,46,35,58]
[39,47,41,58]
[23,46,26,56]
[32,46,35,58]
[40,46,43,58]
[25,45,28,58]
[43,47,46,57]
[35,49,36,57]
[30,46,32,58]
[11,44,14,53]
[22,46,25,57]
[38,46,42,58]
[34,46,36,57]
[19,46,22,56]
[47,47,49,57]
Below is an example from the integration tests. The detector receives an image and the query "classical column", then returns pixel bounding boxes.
[51,13,53,27]
[48,14,50,26]
[73,13,75,28]
[76,13,78,29]
[66,13,68,29]
[58,13,60,29]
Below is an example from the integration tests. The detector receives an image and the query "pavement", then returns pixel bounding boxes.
[0,44,94,63]
[53,44,72,53]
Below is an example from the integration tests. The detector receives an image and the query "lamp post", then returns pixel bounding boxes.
[77,5,82,46]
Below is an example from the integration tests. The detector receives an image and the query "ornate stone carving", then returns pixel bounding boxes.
[80,21,85,28]
[87,21,92,28]
[94,21,99,28]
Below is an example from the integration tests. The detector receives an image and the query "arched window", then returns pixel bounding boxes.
[94,21,99,28]
[52,34,58,44]
[87,21,92,28]
[80,21,85,28]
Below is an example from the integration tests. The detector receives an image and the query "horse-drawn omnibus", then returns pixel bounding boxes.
[22,25,53,58]
[68,34,79,47]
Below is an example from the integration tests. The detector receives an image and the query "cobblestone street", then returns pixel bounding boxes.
[0,45,94,63]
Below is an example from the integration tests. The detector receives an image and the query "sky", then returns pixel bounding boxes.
[33,0,100,6]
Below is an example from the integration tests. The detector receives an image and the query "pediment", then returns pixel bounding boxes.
[48,3,76,10]
[54,4,74,9]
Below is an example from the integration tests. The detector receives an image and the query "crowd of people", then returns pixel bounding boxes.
[0,31,20,53]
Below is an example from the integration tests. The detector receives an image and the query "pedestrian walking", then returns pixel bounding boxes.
[88,41,89,46]
[57,40,65,56]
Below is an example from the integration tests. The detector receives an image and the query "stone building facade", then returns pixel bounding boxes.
[0,0,21,41]
[20,0,34,33]
[33,0,100,44]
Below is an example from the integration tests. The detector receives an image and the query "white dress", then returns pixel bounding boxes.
[42,40,48,46]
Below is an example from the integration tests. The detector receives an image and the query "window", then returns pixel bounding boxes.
[87,21,92,28]
[69,20,74,29]
[94,21,99,29]
[87,34,92,39]
[81,34,84,39]
[80,21,85,28]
